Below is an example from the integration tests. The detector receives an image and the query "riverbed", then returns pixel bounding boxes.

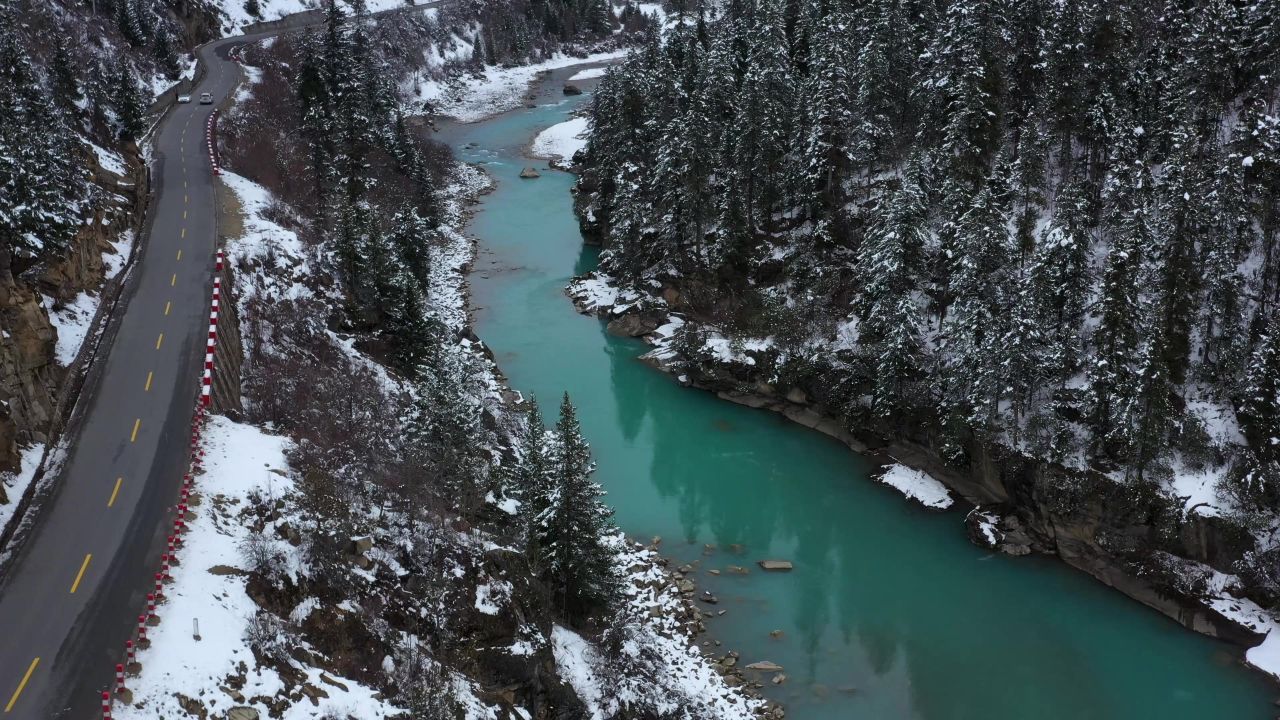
[438,67,1278,719]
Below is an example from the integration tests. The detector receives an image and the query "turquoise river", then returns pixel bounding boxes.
[439,68,1278,719]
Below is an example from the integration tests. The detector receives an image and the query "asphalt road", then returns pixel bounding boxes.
[0,37,245,720]
[0,3,452,716]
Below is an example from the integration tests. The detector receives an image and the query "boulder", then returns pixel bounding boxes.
[563,84,583,95]
[519,167,541,179]
[605,310,665,337]
[348,536,373,554]
[227,708,260,720]
[758,560,793,571]
[745,661,784,672]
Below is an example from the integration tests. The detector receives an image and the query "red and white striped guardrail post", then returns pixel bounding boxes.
[146,594,160,625]
[114,664,125,695]
[101,691,112,719]
[136,614,148,646]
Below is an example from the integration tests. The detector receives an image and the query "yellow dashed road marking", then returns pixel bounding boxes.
[131,418,141,442]
[4,657,39,713]
[108,477,123,508]
[69,554,92,594]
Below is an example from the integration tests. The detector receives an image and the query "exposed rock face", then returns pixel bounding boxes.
[0,266,57,473]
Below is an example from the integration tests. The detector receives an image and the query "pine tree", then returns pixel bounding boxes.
[110,62,147,141]
[513,398,552,564]
[0,14,86,262]
[50,34,80,108]
[1088,128,1151,450]
[535,394,620,615]
[940,182,1014,435]
[408,326,488,514]
[854,159,929,421]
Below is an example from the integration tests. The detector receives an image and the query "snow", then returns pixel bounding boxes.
[43,292,99,366]
[474,579,512,615]
[90,143,129,176]
[116,416,405,719]
[568,273,621,311]
[0,444,43,534]
[1168,466,1227,517]
[877,463,954,509]
[551,626,609,718]
[1247,629,1280,682]
[413,50,630,123]
[103,230,134,281]
[530,116,589,163]
[567,67,608,81]
[216,0,416,31]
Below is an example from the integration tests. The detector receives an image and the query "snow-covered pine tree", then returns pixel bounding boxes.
[1088,127,1153,452]
[109,61,147,141]
[535,393,619,615]
[512,397,552,566]
[940,182,1013,436]
[1238,312,1280,507]
[854,159,929,422]
[0,15,86,263]
[408,325,488,515]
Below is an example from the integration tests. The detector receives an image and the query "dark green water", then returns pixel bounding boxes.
[440,72,1277,719]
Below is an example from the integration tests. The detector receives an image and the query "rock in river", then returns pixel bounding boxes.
[519,167,541,179]
[563,84,583,95]
[758,559,793,571]
[746,661,784,672]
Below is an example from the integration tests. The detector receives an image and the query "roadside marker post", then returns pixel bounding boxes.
[101,691,111,719]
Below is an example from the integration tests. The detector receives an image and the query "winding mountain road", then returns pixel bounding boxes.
[0,37,244,719]
[0,3,449,716]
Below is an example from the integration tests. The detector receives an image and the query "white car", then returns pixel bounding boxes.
[177,94,191,103]
[199,93,213,105]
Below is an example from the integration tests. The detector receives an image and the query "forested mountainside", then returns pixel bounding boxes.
[575,1,1280,618]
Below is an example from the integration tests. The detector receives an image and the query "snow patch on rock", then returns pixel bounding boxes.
[877,463,954,509]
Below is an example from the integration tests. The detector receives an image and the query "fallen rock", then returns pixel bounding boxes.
[726,565,749,575]
[563,84,582,95]
[519,167,541,179]
[699,591,719,604]
[758,560,793,571]
[207,565,247,576]
[745,661,784,672]
[227,707,259,720]
[605,310,665,337]
[772,673,787,685]
[708,569,721,575]
[769,629,784,639]
[348,536,373,554]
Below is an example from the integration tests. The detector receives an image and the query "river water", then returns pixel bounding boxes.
[438,69,1277,719]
